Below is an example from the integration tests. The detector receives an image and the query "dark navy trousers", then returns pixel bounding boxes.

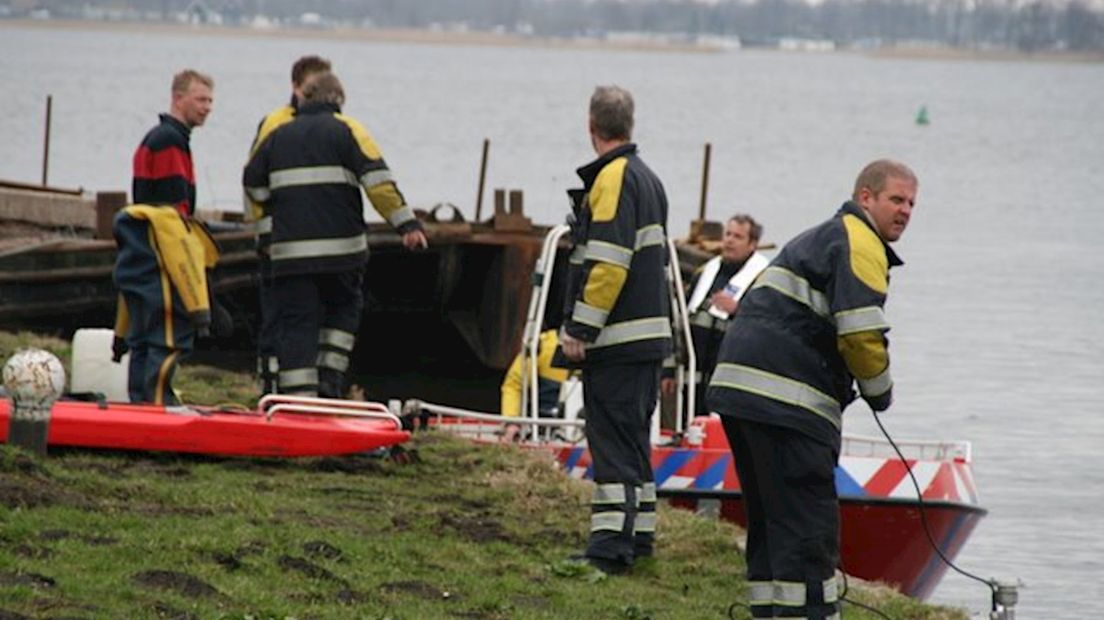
[582,361,660,566]
[721,416,841,619]
[274,269,363,398]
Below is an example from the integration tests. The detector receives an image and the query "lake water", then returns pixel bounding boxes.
[3,22,1104,618]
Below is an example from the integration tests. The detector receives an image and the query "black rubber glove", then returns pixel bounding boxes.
[111,336,129,363]
[865,388,893,412]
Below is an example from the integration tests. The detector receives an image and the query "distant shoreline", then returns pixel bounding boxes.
[1,18,724,54]
[6,17,1102,63]
[870,45,1104,64]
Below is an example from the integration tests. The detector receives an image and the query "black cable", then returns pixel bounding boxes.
[728,412,1000,619]
[871,411,998,604]
[839,569,893,619]
[726,600,748,620]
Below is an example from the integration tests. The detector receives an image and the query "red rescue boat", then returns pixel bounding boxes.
[552,415,986,600]
[414,402,984,600]
[0,394,410,458]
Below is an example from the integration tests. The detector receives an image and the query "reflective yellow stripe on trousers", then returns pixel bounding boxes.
[773,576,840,605]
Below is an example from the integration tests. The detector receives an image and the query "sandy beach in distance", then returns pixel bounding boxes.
[1,17,725,54]
[8,17,1103,63]
[869,44,1104,64]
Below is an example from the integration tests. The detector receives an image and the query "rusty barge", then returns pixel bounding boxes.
[0,183,572,408]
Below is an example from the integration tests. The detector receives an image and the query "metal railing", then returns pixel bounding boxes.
[842,433,972,462]
[257,394,402,430]
[514,225,698,438]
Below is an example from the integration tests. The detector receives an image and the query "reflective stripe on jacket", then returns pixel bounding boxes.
[242,100,422,276]
[706,201,902,449]
[563,143,672,366]
[244,101,296,232]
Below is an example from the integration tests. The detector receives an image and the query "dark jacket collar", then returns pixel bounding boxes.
[297,101,341,116]
[576,143,637,189]
[838,200,904,267]
[158,113,191,139]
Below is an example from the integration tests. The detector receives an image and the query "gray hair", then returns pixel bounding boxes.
[589,85,634,141]
[302,72,345,107]
[728,214,763,242]
[852,159,918,200]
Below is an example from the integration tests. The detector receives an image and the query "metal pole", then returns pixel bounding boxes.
[474,138,490,222]
[41,95,53,187]
[698,142,712,221]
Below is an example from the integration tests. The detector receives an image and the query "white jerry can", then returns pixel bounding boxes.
[69,328,129,402]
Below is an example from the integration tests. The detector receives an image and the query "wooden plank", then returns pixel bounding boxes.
[0,186,96,230]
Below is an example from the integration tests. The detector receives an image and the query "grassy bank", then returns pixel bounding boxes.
[0,332,969,619]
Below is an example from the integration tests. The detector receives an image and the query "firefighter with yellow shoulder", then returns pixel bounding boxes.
[707,159,918,620]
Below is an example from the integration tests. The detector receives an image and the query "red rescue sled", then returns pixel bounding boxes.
[0,394,410,458]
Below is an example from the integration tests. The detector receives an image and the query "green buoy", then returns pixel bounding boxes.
[915,105,930,126]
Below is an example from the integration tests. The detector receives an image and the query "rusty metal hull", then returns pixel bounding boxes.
[0,218,567,405]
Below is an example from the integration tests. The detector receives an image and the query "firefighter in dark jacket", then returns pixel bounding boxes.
[245,55,332,396]
[661,214,769,415]
[242,72,427,398]
[560,85,672,575]
[707,160,918,620]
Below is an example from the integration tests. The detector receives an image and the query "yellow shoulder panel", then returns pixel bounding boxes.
[837,331,888,378]
[583,263,629,311]
[537,330,570,382]
[843,214,888,294]
[589,157,628,223]
[250,106,295,155]
[334,113,383,160]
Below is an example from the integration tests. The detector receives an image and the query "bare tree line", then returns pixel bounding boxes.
[24,0,1104,52]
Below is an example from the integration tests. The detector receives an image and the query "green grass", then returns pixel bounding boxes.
[0,332,971,619]
[0,330,257,407]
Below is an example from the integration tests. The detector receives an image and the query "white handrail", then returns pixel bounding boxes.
[263,403,402,429]
[521,224,571,424]
[666,237,696,433]
[259,393,391,413]
[515,225,695,436]
[258,394,401,428]
[409,399,586,439]
[841,433,972,462]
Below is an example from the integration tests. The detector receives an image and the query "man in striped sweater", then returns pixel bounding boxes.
[132,69,214,216]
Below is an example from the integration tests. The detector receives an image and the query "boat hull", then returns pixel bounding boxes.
[0,398,410,458]
[665,489,985,600]
[552,426,986,600]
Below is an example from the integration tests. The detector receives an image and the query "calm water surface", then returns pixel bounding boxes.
[3,23,1103,618]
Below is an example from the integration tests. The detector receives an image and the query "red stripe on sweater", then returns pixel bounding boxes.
[133,145,195,183]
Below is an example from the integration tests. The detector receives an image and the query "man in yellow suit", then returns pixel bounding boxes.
[500,329,570,442]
